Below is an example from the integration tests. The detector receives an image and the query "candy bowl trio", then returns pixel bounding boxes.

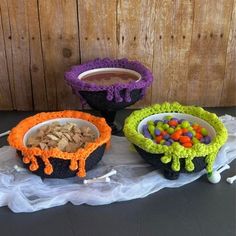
[7,58,228,180]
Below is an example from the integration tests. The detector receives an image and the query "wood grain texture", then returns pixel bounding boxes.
[78,0,117,62]
[26,0,48,111]
[39,0,80,110]
[187,0,234,106]
[0,0,33,110]
[0,0,235,110]
[152,0,194,105]
[0,4,12,110]
[0,0,16,109]
[117,0,156,107]
[220,0,236,106]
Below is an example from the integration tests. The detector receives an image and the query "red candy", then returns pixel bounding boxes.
[176,130,183,135]
[182,128,188,134]
[179,136,191,144]
[155,136,163,143]
[161,131,167,136]
[168,120,178,127]
[195,133,203,140]
[182,142,193,148]
[171,132,181,141]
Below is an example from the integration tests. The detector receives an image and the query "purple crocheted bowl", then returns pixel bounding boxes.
[64,58,153,111]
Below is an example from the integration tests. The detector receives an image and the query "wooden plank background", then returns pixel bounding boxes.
[0,0,235,111]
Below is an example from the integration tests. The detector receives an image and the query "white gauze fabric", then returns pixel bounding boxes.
[0,115,236,213]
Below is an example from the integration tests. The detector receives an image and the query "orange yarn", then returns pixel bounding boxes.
[8,111,111,177]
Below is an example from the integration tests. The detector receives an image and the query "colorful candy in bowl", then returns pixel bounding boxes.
[8,111,111,178]
[64,58,153,134]
[124,102,228,180]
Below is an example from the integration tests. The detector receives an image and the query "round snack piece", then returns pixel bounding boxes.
[171,131,181,141]
[164,141,172,146]
[181,120,190,128]
[182,128,188,134]
[175,126,182,131]
[165,115,173,121]
[155,135,163,144]
[204,136,212,144]
[182,142,193,148]
[195,133,203,140]
[167,127,175,134]
[154,120,161,125]
[161,130,168,136]
[192,137,200,144]
[179,136,191,144]
[168,119,178,127]
[155,128,162,136]
[163,124,169,130]
[163,134,170,140]
[201,128,208,136]
[160,139,165,145]
[185,132,193,138]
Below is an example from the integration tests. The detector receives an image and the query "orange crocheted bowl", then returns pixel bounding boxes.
[8,111,111,178]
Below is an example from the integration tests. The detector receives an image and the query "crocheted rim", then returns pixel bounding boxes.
[123,102,228,173]
[64,58,153,103]
[8,111,111,177]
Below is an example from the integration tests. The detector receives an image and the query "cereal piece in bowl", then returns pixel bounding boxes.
[27,122,96,152]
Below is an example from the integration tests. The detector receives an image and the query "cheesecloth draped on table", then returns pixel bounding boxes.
[0,115,236,213]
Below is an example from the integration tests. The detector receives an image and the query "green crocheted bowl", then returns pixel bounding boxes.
[123,102,228,179]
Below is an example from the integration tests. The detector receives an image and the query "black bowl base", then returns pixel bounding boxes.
[163,169,180,180]
[100,110,122,134]
[134,145,206,180]
[80,89,142,111]
[17,144,106,179]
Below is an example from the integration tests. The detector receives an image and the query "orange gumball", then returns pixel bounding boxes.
[161,131,167,136]
[195,133,203,140]
[171,132,181,141]
[196,127,202,133]
[168,120,178,127]
[175,130,183,135]
[192,125,199,131]
[179,136,191,144]
[182,142,193,148]
[155,135,163,143]
[182,128,188,134]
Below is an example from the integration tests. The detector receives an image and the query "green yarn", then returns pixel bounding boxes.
[161,155,172,164]
[123,102,228,173]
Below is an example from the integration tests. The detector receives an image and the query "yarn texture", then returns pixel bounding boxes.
[64,58,153,104]
[123,102,228,173]
[8,111,111,177]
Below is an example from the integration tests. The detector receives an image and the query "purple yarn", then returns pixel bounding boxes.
[64,58,153,104]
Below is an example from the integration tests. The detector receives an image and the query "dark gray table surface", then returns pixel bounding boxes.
[0,108,235,236]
